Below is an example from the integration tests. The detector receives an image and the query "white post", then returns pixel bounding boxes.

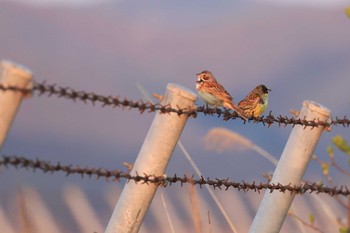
[249,100,331,233]
[105,83,197,233]
[0,60,33,150]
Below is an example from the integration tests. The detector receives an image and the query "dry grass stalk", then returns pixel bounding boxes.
[188,183,203,233]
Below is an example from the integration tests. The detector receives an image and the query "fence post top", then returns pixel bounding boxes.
[0,60,33,81]
[302,100,331,117]
[166,83,197,101]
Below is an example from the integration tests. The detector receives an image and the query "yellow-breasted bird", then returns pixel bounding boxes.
[238,84,271,117]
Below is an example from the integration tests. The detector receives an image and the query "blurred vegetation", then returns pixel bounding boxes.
[312,135,350,233]
[345,6,350,18]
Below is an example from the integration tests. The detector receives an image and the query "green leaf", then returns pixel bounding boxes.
[315,180,323,186]
[321,162,329,176]
[332,135,350,155]
[308,214,315,225]
[345,7,350,18]
[327,146,334,159]
[339,226,349,233]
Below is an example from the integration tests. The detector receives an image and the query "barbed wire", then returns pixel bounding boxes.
[0,82,349,128]
[1,155,349,197]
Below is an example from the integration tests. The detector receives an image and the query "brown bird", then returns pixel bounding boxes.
[195,70,247,119]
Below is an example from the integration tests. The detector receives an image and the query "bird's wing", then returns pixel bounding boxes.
[238,92,260,110]
[209,82,234,103]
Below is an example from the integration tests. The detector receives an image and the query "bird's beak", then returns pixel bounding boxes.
[195,73,201,83]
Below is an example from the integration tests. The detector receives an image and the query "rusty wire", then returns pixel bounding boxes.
[1,155,349,197]
[0,82,349,128]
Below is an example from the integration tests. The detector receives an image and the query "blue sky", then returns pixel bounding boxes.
[13,0,349,8]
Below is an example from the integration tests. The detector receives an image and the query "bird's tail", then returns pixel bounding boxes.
[225,103,248,120]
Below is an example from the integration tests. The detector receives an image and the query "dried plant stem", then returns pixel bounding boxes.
[288,212,325,233]
[177,141,238,233]
[160,192,176,233]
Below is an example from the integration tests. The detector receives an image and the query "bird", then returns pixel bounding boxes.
[195,70,247,119]
[237,84,271,117]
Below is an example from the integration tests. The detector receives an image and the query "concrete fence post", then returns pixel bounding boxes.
[0,60,33,150]
[105,83,197,233]
[249,100,331,233]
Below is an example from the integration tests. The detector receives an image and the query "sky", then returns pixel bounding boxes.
[0,1,349,232]
[13,0,349,8]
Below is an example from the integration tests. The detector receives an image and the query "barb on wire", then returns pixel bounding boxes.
[0,82,349,128]
[1,155,349,197]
